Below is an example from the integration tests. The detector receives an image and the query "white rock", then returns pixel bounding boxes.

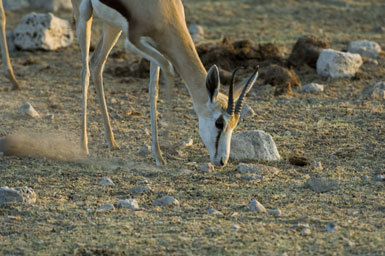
[29,0,72,12]
[316,49,363,78]
[97,204,115,211]
[361,82,385,101]
[230,130,281,161]
[301,227,312,235]
[240,104,255,119]
[116,199,140,210]
[302,83,324,93]
[98,177,114,186]
[249,199,267,213]
[201,163,214,172]
[0,186,37,205]
[152,196,179,207]
[348,40,382,58]
[18,102,40,118]
[14,12,74,51]
[129,185,152,196]
[268,209,281,216]
[188,24,204,42]
[3,0,29,10]
[180,138,193,147]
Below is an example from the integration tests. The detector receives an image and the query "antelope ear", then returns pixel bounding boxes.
[233,69,259,101]
[206,65,220,102]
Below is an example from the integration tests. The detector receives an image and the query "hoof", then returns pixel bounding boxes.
[109,141,120,151]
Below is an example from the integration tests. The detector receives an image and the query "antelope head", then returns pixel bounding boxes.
[198,65,259,166]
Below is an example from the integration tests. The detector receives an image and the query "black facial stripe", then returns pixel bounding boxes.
[214,130,222,158]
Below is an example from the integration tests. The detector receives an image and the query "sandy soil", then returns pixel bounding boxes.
[0,0,384,255]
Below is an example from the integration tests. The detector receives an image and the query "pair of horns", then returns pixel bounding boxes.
[226,66,259,116]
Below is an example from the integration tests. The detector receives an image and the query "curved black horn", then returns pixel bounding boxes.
[227,68,241,115]
[234,66,259,115]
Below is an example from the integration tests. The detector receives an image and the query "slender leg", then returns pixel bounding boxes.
[90,23,121,150]
[76,1,93,155]
[0,0,20,90]
[149,61,166,166]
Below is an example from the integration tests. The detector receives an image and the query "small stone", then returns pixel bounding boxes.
[152,196,179,207]
[188,24,205,42]
[317,49,363,78]
[97,204,115,211]
[232,224,240,231]
[201,163,214,172]
[291,223,310,231]
[98,177,114,186]
[302,83,324,93]
[305,177,339,193]
[361,82,385,101]
[180,138,193,147]
[138,144,151,156]
[344,240,355,247]
[268,209,281,216]
[348,40,382,58]
[240,104,255,119]
[311,161,323,171]
[18,102,40,118]
[301,227,311,236]
[249,199,267,213]
[136,179,149,185]
[129,185,152,196]
[325,223,338,232]
[178,169,193,175]
[116,199,140,210]
[208,207,224,216]
[375,175,385,181]
[0,186,37,206]
[44,114,55,120]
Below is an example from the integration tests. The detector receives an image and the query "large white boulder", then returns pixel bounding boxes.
[230,130,281,161]
[3,0,29,11]
[14,12,74,51]
[29,0,72,12]
[316,49,363,78]
[348,40,382,58]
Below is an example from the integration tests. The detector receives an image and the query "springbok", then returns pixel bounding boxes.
[0,0,21,90]
[71,0,258,166]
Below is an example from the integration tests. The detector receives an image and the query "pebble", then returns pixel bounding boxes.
[97,204,115,211]
[325,223,338,232]
[268,209,281,216]
[178,169,193,175]
[375,175,385,181]
[136,179,149,185]
[301,227,312,236]
[129,185,152,196]
[152,196,179,207]
[180,138,193,147]
[138,144,151,156]
[302,83,324,94]
[200,163,214,172]
[208,207,224,216]
[18,102,40,118]
[116,199,140,210]
[98,177,115,186]
[249,199,267,213]
[311,161,323,171]
[305,177,339,193]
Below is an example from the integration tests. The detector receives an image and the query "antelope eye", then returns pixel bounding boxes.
[215,116,224,130]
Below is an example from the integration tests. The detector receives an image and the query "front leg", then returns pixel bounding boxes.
[149,61,166,166]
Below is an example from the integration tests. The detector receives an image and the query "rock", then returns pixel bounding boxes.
[180,138,193,147]
[288,35,330,68]
[44,114,55,121]
[360,82,385,101]
[375,175,385,181]
[348,40,382,58]
[138,144,151,156]
[230,130,281,161]
[18,102,40,118]
[325,223,338,232]
[97,204,115,211]
[249,199,267,213]
[268,209,281,216]
[208,207,224,216]
[3,0,29,10]
[240,104,255,119]
[305,177,339,193]
[232,224,240,231]
[29,0,72,12]
[98,177,114,186]
[302,83,324,93]
[0,186,37,206]
[316,49,363,78]
[311,161,323,171]
[136,179,149,185]
[129,185,152,196]
[116,199,140,210]
[301,227,312,236]
[152,196,179,207]
[188,24,204,42]
[178,169,193,175]
[14,13,74,51]
[291,223,310,231]
[200,163,214,172]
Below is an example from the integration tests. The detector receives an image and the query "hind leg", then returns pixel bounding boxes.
[90,23,122,150]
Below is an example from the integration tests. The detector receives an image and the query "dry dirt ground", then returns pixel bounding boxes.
[1,0,384,255]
